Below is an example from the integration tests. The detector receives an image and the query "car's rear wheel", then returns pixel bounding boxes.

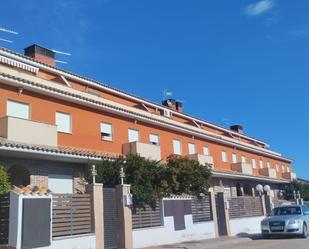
[301,223,308,239]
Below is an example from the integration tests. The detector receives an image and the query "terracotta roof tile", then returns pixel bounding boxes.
[0,137,120,159]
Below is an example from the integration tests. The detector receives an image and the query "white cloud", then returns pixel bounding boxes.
[245,0,274,16]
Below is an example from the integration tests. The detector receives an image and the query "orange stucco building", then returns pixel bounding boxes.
[0,44,295,198]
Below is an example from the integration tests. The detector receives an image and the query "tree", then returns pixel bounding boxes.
[283,180,309,201]
[89,154,212,207]
[164,155,212,196]
[0,166,10,194]
[89,155,167,207]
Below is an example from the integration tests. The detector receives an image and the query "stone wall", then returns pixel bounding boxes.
[1,157,87,193]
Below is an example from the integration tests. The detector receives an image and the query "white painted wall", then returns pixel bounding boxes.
[38,235,96,249]
[8,192,95,249]
[133,215,216,248]
[229,216,264,236]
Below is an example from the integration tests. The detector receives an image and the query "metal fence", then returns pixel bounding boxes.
[191,196,213,223]
[229,196,263,219]
[132,201,162,229]
[52,194,92,238]
[0,193,9,245]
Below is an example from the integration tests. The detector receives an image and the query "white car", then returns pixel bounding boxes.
[261,205,309,239]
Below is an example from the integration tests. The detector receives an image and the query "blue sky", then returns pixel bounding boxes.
[1,0,309,178]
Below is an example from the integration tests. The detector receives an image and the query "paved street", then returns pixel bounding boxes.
[144,235,309,249]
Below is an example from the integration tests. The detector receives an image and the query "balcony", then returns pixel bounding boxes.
[122,141,161,161]
[282,172,297,180]
[231,162,253,175]
[0,116,57,147]
[189,154,214,168]
[259,167,277,178]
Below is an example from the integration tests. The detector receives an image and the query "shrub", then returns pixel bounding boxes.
[0,166,10,194]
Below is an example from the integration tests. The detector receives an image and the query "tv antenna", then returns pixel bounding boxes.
[0,28,19,35]
[52,48,71,65]
[0,27,18,44]
[162,89,173,100]
[0,38,13,43]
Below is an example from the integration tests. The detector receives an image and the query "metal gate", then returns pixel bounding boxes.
[0,193,10,245]
[103,188,119,249]
[215,192,228,236]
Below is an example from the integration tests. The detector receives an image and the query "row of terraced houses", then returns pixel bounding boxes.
[0,44,299,249]
[0,44,296,199]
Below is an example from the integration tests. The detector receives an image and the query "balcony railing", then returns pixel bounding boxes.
[0,116,58,147]
[122,141,161,161]
[282,172,297,180]
[188,154,214,168]
[231,162,253,175]
[259,167,277,178]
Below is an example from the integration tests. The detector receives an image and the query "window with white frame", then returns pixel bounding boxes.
[281,165,285,172]
[276,164,279,172]
[7,100,30,119]
[232,153,237,164]
[241,156,246,163]
[188,143,196,155]
[149,134,159,145]
[128,129,139,142]
[221,151,227,163]
[267,162,271,168]
[260,160,264,168]
[55,112,71,133]
[173,139,181,155]
[287,166,290,173]
[203,146,209,156]
[252,159,257,169]
[100,122,113,141]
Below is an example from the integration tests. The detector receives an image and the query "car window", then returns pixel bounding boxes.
[271,206,302,216]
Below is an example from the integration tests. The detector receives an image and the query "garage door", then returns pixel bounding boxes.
[48,174,73,194]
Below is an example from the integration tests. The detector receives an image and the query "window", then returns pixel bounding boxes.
[241,156,246,163]
[128,129,139,142]
[221,151,227,163]
[224,184,232,200]
[7,100,30,119]
[259,160,264,169]
[281,165,285,172]
[173,140,181,155]
[188,143,196,155]
[276,164,279,172]
[56,112,71,133]
[252,159,257,169]
[203,146,209,156]
[232,153,237,164]
[287,167,290,173]
[149,134,159,145]
[267,162,271,168]
[48,174,73,194]
[100,123,113,141]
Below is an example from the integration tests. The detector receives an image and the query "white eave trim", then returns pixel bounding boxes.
[212,171,290,184]
[0,48,268,146]
[0,145,102,161]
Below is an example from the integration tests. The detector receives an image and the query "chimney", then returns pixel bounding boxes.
[24,44,55,66]
[162,99,177,111]
[230,125,244,134]
[162,99,183,112]
[175,101,183,113]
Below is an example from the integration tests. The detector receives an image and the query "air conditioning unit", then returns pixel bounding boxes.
[163,109,172,118]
